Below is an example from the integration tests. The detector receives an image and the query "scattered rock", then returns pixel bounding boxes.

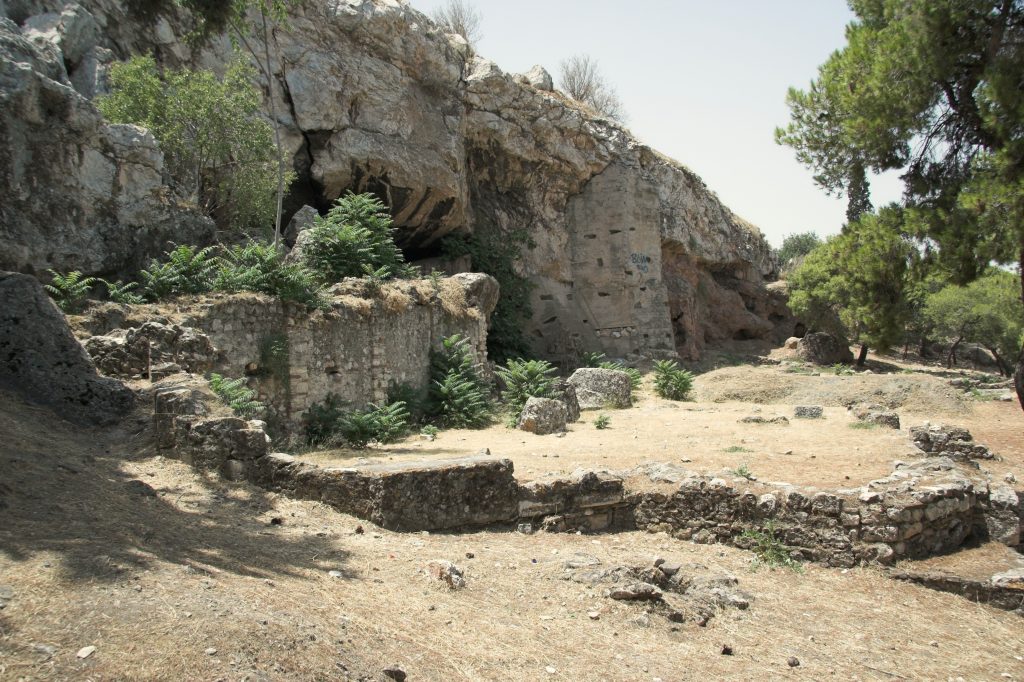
[788,656,800,667]
[588,611,600,620]
[545,665,557,675]
[568,368,633,409]
[783,337,800,350]
[738,415,789,425]
[426,560,466,589]
[517,397,568,435]
[721,645,734,656]
[794,405,823,419]
[383,666,407,681]
[76,645,96,659]
[548,379,581,423]
[852,404,901,429]
[328,570,343,578]
[796,332,854,365]
[609,583,663,601]
[355,525,364,534]
[0,585,13,609]
[204,647,217,656]
[517,522,534,535]
[910,423,995,461]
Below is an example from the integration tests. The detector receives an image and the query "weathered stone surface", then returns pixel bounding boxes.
[6,0,789,365]
[852,404,901,429]
[517,396,567,435]
[548,379,581,423]
[568,367,632,409]
[78,276,497,432]
[283,204,319,246]
[0,271,132,424]
[255,455,520,532]
[83,321,216,379]
[910,423,995,461]
[0,16,213,277]
[796,332,854,365]
[793,405,823,419]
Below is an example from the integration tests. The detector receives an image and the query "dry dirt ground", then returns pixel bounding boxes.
[2,355,1023,680]
[305,355,1024,489]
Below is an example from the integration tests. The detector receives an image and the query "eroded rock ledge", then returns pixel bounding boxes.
[2,0,794,361]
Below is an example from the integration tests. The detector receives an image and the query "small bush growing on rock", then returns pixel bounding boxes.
[103,280,145,305]
[495,358,558,415]
[302,193,412,283]
[208,373,264,418]
[140,245,218,300]
[428,334,492,428]
[741,522,801,571]
[652,360,694,400]
[216,241,326,308]
[44,270,99,313]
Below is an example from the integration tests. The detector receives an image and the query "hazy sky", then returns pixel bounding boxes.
[409,0,903,248]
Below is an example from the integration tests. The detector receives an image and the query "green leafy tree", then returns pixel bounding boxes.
[427,335,492,428]
[208,373,264,417]
[215,241,326,308]
[789,208,916,365]
[776,232,823,265]
[777,0,1024,407]
[97,55,288,235]
[139,245,218,300]
[925,270,1024,375]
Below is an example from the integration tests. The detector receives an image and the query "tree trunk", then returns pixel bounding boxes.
[946,335,963,369]
[856,343,869,367]
[260,7,285,247]
[918,335,929,358]
[1015,244,1024,412]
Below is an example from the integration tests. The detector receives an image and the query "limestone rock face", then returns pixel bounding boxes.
[0,14,213,277]
[568,367,632,410]
[4,0,791,362]
[0,271,132,423]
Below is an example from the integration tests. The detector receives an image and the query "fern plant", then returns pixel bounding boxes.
[103,279,145,305]
[495,358,558,415]
[44,270,98,313]
[215,240,326,308]
[140,244,218,300]
[303,393,347,445]
[428,334,492,428]
[652,359,694,400]
[302,192,412,283]
[208,373,264,418]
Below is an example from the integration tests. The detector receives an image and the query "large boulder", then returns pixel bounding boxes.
[0,271,132,424]
[568,368,632,409]
[0,16,213,277]
[549,378,581,423]
[517,396,567,435]
[796,332,854,365]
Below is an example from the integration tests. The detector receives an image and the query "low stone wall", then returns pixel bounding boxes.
[81,274,498,433]
[153,389,1021,564]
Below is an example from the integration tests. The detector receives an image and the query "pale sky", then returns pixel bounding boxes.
[409,0,903,248]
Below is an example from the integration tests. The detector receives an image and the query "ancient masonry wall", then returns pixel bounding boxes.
[82,275,497,431]
[151,387,1022,568]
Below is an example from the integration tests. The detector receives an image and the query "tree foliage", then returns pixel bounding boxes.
[558,54,627,122]
[778,0,1024,402]
[925,270,1024,374]
[97,56,288,235]
[776,231,823,265]
[428,335,492,428]
[788,208,916,364]
[495,358,557,415]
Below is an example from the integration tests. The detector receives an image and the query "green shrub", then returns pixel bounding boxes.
[302,193,412,284]
[495,358,558,415]
[428,334,492,428]
[387,382,428,424]
[731,463,755,480]
[140,245,218,300]
[420,424,440,438]
[215,241,326,308]
[103,279,145,305]
[741,522,801,571]
[594,414,610,429]
[440,229,534,363]
[301,396,410,447]
[652,359,694,400]
[303,393,346,445]
[208,373,264,417]
[97,55,288,234]
[44,270,98,313]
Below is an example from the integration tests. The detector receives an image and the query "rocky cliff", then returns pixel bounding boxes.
[0,0,792,361]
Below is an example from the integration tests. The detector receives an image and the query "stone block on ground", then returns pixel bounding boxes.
[517,396,567,435]
[568,367,632,409]
[852,404,901,429]
[796,332,854,365]
[549,379,581,423]
[910,423,994,460]
[794,405,823,419]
